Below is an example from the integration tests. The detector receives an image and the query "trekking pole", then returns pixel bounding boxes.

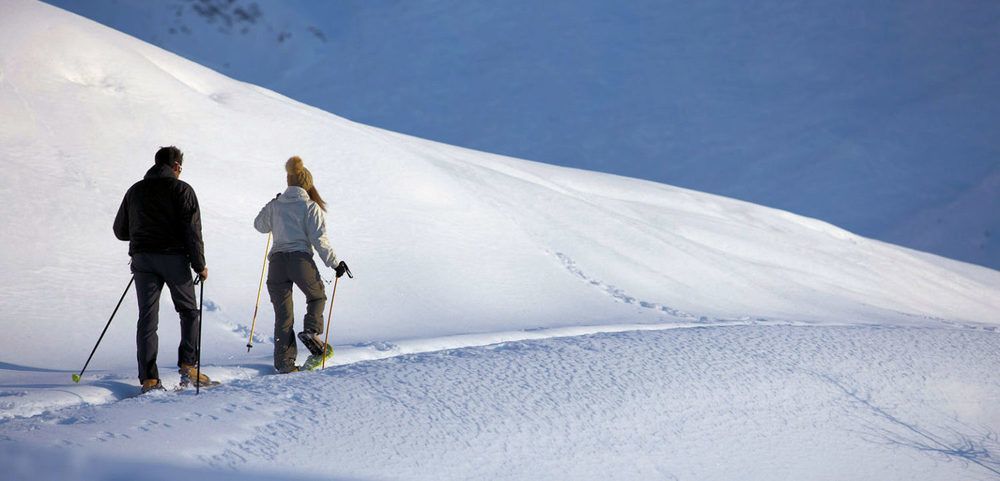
[321,262,352,369]
[195,276,205,395]
[246,233,271,352]
[72,276,134,383]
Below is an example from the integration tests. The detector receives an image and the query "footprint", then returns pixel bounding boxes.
[554,251,695,318]
[96,431,131,442]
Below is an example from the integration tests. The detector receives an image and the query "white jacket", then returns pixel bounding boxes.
[254,186,337,268]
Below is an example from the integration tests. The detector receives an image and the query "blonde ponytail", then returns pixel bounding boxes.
[307,186,327,212]
[285,156,327,211]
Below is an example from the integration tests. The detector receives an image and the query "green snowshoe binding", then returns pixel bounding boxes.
[302,344,334,371]
[298,330,334,370]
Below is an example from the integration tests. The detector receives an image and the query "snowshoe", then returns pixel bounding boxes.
[302,344,334,371]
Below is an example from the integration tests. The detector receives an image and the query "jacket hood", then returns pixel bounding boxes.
[144,163,176,180]
[279,186,309,203]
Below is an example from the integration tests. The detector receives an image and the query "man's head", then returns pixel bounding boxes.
[155,146,184,178]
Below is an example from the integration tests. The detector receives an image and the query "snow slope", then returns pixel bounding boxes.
[1,2,999,479]
[43,0,1000,269]
[0,0,997,371]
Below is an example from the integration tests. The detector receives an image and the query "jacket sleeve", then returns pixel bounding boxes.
[180,185,206,272]
[305,203,337,268]
[113,193,130,241]
[254,200,273,233]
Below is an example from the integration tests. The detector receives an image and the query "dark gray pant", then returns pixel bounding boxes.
[131,253,199,382]
[266,251,327,371]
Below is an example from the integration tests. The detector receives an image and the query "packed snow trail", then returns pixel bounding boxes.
[3,325,998,481]
[0,318,827,420]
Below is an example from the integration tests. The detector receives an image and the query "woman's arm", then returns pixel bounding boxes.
[304,203,337,268]
[254,200,274,234]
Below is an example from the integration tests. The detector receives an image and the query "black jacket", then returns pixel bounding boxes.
[113,164,206,272]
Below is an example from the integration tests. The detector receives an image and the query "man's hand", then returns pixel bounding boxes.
[198,268,209,281]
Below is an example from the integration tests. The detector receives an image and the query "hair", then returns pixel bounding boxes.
[306,186,327,212]
[155,146,183,166]
[285,156,327,212]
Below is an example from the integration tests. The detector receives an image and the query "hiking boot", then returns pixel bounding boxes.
[178,363,213,387]
[297,330,326,356]
[141,379,165,393]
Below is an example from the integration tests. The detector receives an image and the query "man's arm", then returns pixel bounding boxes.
[180,185,207,274]
[113,193,130,241]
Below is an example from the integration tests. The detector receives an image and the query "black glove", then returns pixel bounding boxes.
[335,261,352,279]
[275,192,282,199]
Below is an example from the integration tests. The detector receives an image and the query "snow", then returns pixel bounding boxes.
[42,0,1000,269]
[4,326,1000,480]
[1,1,999,479]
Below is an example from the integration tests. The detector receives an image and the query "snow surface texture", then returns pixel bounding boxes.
[1,1,999,479]
[43,0,1000,269]
[3,326,1000,480]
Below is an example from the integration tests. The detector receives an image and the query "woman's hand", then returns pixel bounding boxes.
[335,261,352,279]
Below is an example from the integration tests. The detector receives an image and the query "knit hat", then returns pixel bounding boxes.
[285,156,314,191]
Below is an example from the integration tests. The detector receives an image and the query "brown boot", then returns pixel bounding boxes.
[141,379,165,393]
[178,364,213,387]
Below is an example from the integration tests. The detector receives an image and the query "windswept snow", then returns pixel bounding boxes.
[4,326,1000,480]
[1,1,999,480]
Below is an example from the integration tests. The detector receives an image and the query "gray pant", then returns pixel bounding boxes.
[267,251,327,371]
[131,253,199,382]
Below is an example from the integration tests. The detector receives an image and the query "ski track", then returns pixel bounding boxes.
[2,325,998,481]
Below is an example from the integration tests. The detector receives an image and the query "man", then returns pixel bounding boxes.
[114,146,211,393]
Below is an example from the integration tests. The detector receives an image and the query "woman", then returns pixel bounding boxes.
[254,156,346,373]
